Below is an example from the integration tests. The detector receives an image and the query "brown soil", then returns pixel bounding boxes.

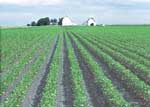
[69,34,107,107]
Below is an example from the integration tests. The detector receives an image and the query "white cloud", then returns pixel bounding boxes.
[0,0,150,25]
[0,0,64,6]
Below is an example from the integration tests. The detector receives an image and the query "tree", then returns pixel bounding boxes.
[50,19,54,25]
[31,21,36,26]
[27,24,30,26]
[53,18,57,25]
[58,18,63,25]
[37,17,50,26]
[50,18,57,25]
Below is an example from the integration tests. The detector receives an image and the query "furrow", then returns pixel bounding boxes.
[62,34,74,107]
[74,33,149,106]
[56,34,65,107]
[69,35,107,107]
[73,33,142,107]
[21,35,58,107]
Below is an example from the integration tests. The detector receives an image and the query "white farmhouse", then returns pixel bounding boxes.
[102,24,105,27]
[61,16,76,26]
[83,17,96,26]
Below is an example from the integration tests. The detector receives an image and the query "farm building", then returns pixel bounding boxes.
[83,17,96,26]
[59,16,76,26]
[102,24,106,27]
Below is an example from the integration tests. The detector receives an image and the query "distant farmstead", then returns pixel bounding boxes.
[83,17,96,26]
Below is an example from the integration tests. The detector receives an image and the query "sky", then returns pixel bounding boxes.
[0,0,150,26]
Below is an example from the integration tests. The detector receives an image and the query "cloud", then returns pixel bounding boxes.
[0,0,64,6]
[0,0,150,25]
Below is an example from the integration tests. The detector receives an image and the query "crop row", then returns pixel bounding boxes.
[66,34,89,106]
[70,34,131,107]
[69,26,150,60]
[1,35,55,107]
[74,32,150,85]
[0,35,52,96]
[1,35,43,73]
[82,32,150,68]
[1,27,61,73]
[1,29,43,71]
[73,33,150,105]
[41,35,61,107]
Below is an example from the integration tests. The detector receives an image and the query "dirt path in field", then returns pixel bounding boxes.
[83,35,150,85]
[21,36,58,107]
[62,34,74,107]
[56,35,65,107]
[0,47,41,103]
[74,34,145,107]
[69,35,107,107]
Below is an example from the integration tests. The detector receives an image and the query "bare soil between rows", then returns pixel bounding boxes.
[62,35,74,107]
[74,33,149,107]
[69,34,107,107]
[0,35,43,76]
[86,32,150,61]
[32,36,59,107]
[0,47,40,103]
[85,36,150,85]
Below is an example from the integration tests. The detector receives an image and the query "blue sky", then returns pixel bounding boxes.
[0,0,150,26]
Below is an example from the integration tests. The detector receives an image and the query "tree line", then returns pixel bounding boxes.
[27,17,63,26]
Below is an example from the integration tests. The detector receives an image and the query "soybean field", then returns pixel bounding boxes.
[0,26,150,107]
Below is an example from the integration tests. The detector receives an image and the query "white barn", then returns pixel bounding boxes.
[83,17,96,26]
[61,16,76,26]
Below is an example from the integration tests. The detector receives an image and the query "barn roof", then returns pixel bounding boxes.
[87,17,96,22]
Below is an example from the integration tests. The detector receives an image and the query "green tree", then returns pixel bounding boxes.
[37,17,50,26]
[31,21,36,26]
[50,18,57,25]
[27,24,30,26]
[58,18,63,25]
[53,18,57,25]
